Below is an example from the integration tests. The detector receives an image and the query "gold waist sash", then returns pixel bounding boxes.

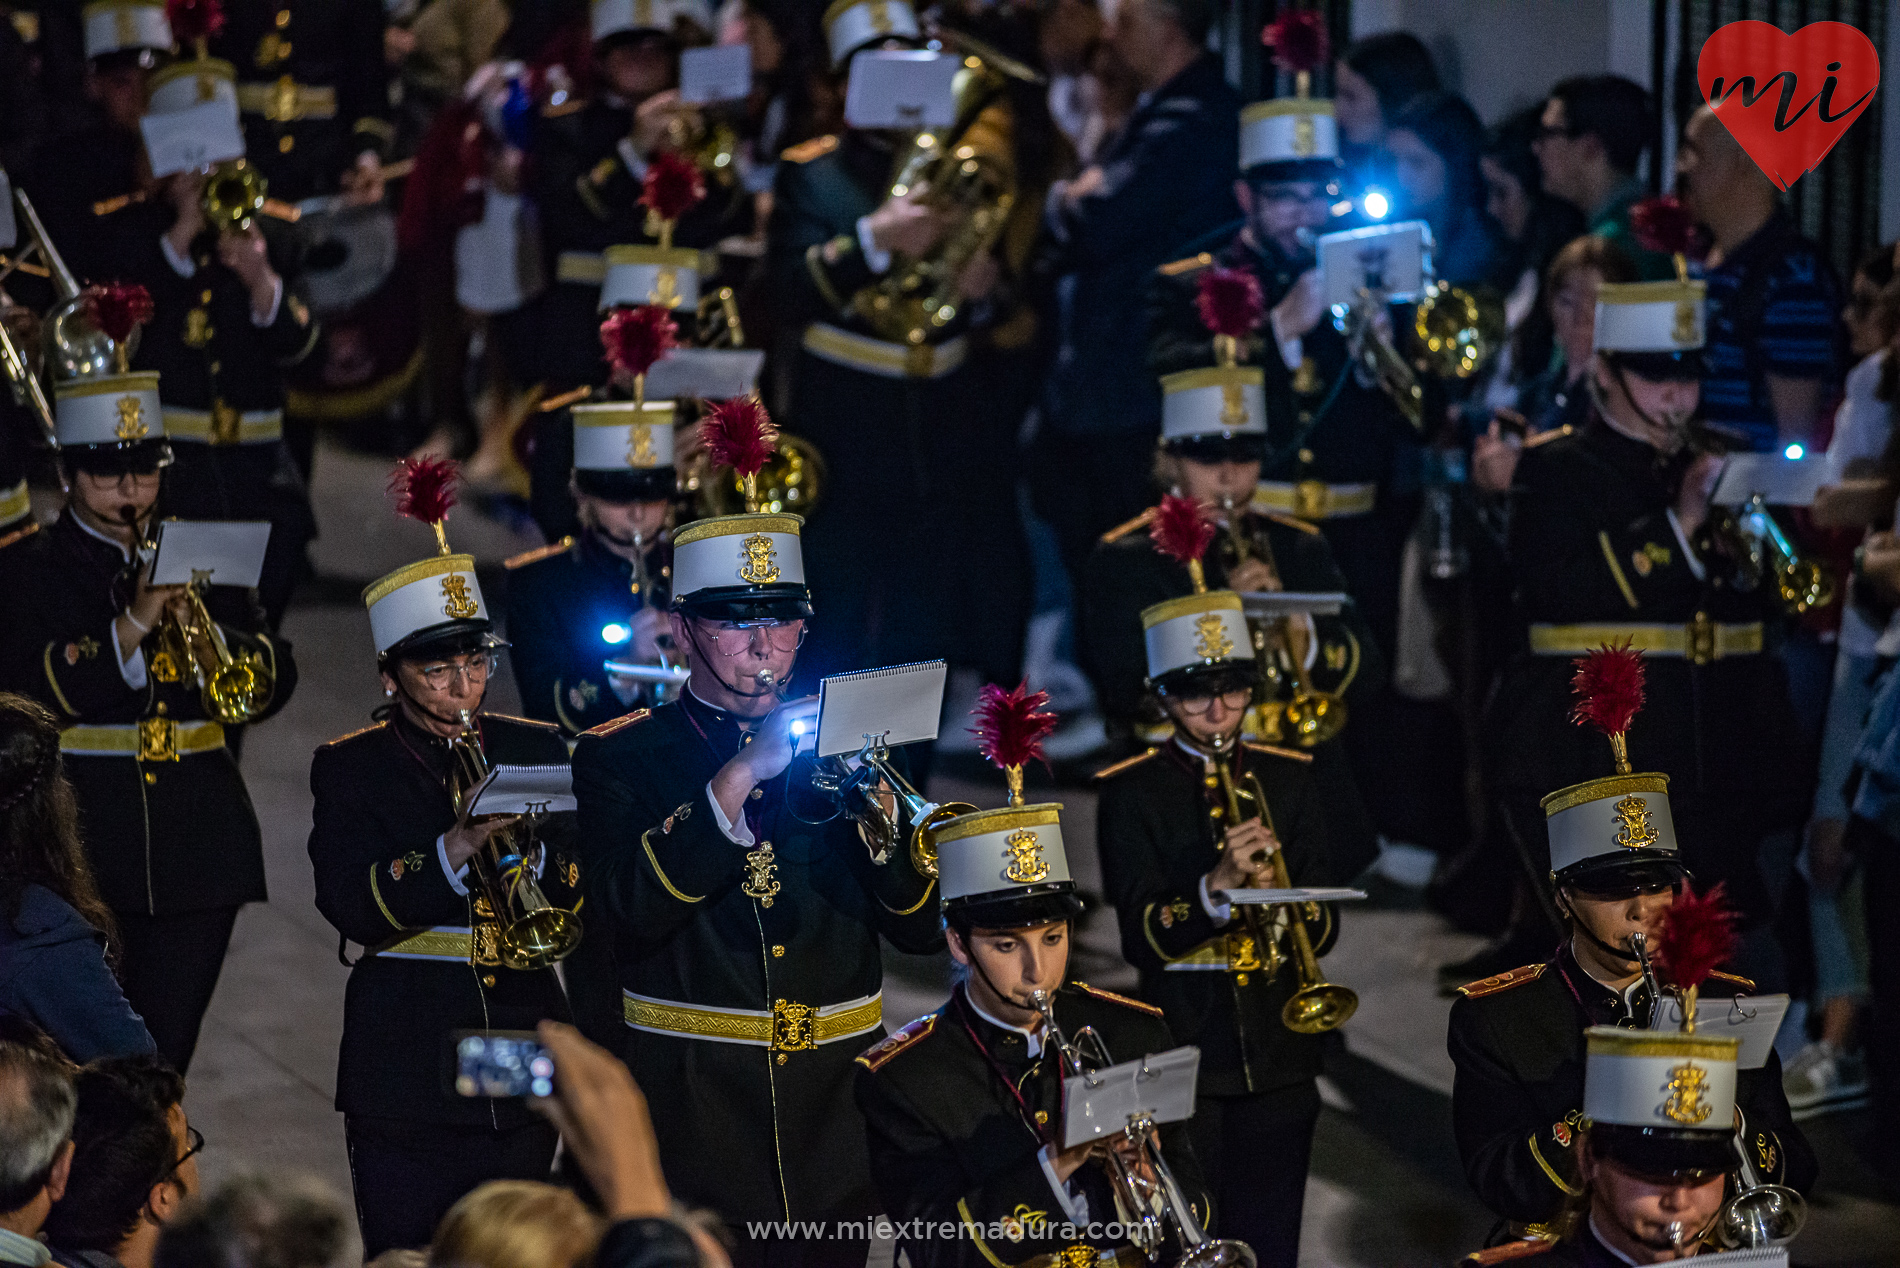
[802,323,968,380]
[1252,481,1377,520]
[163,406,284,445]
[1528,620,1763,664]
[235,80,338,121]
[60,720,226,761]
[623,990,882,1053]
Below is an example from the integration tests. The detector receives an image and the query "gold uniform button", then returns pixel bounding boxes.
[749,788,763,801]
[1236,972,1250,986]
[279,135,295,153]
[144,772,157,784]
[771,945,785,957]
[775,1053,788,1065]
[1034,1110,1048,1124]
[275,9,291,26]
[1298,448,1315,464]
[200,289,213,303]
[482,974,497,987]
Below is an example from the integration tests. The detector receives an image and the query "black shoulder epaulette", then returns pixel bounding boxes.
[782,134,840,163]
[1455,962,1547,999]
[1707,969,1757,992]
[1072,982,1164,1019]
[483,713,562,732]
[1092,748,1160,781]
[1241,740,1314,764]
[1157,252,1215,277]
[856,1014,937,1071]
[1523,424,1575,449]
[0,520,39,551]
[1099,506,1158,544]
[319,721,386,749]
[1458,1238,1559,1267]
[580,708,651,739]
[505,537,576,570]
[1257,510,1321,535]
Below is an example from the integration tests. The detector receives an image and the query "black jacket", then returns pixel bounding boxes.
[1096,739,1344,1097]
[855,981,1210,1268]
[766,130,894,337]
[1446,944,1814,1225]
[572,692,942,1223]
[0,511,295,915]
[307,708,578,1128]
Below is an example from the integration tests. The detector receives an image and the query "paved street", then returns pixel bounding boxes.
[174,439,1900,1265]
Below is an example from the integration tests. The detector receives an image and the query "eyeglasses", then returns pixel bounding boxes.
[414,654,495,690]
[696,619,808,657]
[161,1125,205,1182]
[1163,688,1253,716]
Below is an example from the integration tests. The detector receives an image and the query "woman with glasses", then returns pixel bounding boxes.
[0,383,295,1080]
[1094,584,1340,1268]
[307,530,579,1257]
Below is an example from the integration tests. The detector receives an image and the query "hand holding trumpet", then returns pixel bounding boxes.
[1207,818,1278,898]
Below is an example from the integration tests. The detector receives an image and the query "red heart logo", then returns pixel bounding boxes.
[1697,20,1880,191]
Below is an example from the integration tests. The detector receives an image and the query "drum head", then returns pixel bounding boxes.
[301,204,398,317]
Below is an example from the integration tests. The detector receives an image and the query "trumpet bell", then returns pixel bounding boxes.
[1715,1184,1806,1250]
[204,659,266,724]
[909,800,979,877]
[46,294,127,380]
[1779,559,1834,613]
[497,904,585,972]
[1413,282,1505,380]
[1281,691,1346,748]
[205,160,268,232]
[1177,1240,1256,1268]
[1282,982,1358,1034]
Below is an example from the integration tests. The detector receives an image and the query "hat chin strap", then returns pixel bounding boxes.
[683,621,794,702]
[1557,887,1642,969]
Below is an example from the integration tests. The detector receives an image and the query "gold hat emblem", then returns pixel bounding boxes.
[867,1,894,33]
[1293,114,1317,157]
[114,10,137,45]
[114,394,148,440]
[1672,298,1698,346]
[1193,612,1234,660]
[440,573,480,619]
[1220,381,1248,429]
[1002,828,1050,884]
[648,266,679,308]
[738,533,781,584]
[626,423,656,467]
[1613,794,1658,850]
[1662,1061,1713,1125]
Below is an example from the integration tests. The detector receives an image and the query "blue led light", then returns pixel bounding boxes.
[601,623,631,644]
[1363,190,1390,220]
[1784,443,1805,460]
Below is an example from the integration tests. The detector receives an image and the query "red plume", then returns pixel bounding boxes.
[165,0,226,44]
[1568,643,1646,738]
[971,681,1059,774]
[1150,494,1216,568]
[1652,883,1740,995]
[1262,10,1328,75]
[701,397,778,482]
[388,457,459,527]
[1194,267,1264,340]
[640,151,706,225]
[599,305,678,380]
[1630,196,1700,260]
[83,283,153,344]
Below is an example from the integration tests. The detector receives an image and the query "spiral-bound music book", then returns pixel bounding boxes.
[816,660,947,758]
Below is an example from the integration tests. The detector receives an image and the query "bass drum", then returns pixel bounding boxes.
[284,202,422,428]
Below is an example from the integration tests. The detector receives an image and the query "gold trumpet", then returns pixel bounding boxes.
[1726,493,1833,614]
[1212,754,1357,1034]
[664,108,740,187]
[447,710,585,970]
[202,160,269,233]
[1412,282,1505,380]
[152,575,276,724]
[1221,504,1345,747]
[813,735,976,873]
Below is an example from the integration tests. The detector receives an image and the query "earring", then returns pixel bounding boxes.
[384,687,395,697]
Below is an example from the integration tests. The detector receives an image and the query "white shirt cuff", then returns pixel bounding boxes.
[1267,308,1304,371]
[617,137,649,181]
[437,833,471,895]
[160,234,196,278]
[706,782,755,846]
[1665,509,1706,581]
[115,620,148,688]
[1037,1145,1092,1223]
[251,275,283,327]
[1198,874,1233,925]
[855,215,892,276]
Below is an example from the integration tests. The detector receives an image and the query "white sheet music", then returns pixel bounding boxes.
[149,520,272,587]
[815,660,946,758]
[1239,591,1348,618]
[1649,993,1789,1070]
[1061,1046,1201,1149]
[466,764,575,817]
[679,44,751,104]
[1712,454,1831,507]
[1227,887,1368,905]
[843,51,960,130]
[140,101,246,177]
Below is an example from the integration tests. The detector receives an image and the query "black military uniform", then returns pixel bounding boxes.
[210,0,393,203]
[133,223,320,629]
[1446,949,1813,1227]
[503,531,673,735]
[1096,738,1343,1268]
[309,707,577,1257]
[1,509,297,1073]
[1490,419,1803,925]
[19,117,150,285]
[572,693,942,1242]
[856,981,1209,1268]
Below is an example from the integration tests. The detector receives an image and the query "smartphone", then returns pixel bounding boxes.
[453,1030,554,1098]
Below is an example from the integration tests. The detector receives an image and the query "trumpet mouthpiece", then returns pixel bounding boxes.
[756,669,776,686]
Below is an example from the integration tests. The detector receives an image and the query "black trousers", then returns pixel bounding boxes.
[113,905,241,1074]
[1184,1081,1322,1268]
[727,1230,868,1268]
[345,1114,561,1256]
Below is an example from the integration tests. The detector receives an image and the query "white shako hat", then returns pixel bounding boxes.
[55,373,165,450]
[591,0,714,42]
[823,0,920,69]
[82,0,171,60]
[1539,647,1687,891]
[362,460,496,659]
[1594,280,1707,364]
[599,245,701,312]
[572,399,677,502]
[1161,366,1267,447]
[1581,1026,1739,1173]
[1142,591,1254,685]
[1242,12,1342,177]
[670,398,810,621]
[146,55,240,117]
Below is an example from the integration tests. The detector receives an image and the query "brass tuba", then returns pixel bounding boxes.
[850,30,1038,347]
[447,711,585,970]
[693,428,826,518]
[152,574,276,724]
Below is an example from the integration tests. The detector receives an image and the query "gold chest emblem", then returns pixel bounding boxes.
[771,999,816,1052]
[1613,794,1658,850]
[1002,828,1050,884]
[1662,1061,1713,1125]
[1672,298,1699,346]
[738,533,781,585]
[440,574,480,619]
[115,394,148,440]
[626,423,656,468]
[742,843,780,907]
[1193,612,1234,660]
[1293,114,1317,158]
[184,307,214,348]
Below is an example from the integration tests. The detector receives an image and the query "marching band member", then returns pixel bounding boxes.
[857,684,1212,1268]
[307,458,581,1255]
[1093,498,1340,1268]
[1449,648,1811,1231]
[571,398,940,1268]
[506,397,677,737]
[0,309,295,1075]
[135,46,319,630]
